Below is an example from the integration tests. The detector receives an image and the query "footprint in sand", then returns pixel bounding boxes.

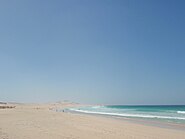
[0,128,9,139]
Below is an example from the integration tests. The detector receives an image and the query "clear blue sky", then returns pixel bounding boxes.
[0,0,185,104]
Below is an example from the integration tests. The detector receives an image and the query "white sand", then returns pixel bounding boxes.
[0,103,185,139]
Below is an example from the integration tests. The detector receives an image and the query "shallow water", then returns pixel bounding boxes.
[68,105,185,124]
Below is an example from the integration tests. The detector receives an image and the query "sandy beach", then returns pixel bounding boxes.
[0,103,184,139]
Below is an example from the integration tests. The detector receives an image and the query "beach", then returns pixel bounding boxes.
[0,103,185,139]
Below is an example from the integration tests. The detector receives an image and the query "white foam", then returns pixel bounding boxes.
[92,106,102,109]
[177,111,185,114]
[69,109,185,120]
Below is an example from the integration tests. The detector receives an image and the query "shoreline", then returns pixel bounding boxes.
[65,108,185,131]
[0,103,185,139]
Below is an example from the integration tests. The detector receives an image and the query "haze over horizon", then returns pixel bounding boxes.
[0,0,185,105]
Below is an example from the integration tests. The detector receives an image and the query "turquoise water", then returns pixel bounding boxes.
[68,105,185,124]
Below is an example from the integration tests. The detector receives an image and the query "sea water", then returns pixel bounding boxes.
[68,105,185,124]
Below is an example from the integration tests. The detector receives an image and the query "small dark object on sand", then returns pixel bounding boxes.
[0,106,16,109]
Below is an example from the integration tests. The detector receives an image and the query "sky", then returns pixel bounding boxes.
[0,0,185,104]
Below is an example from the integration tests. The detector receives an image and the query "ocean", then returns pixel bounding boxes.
[68,105,185,124]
